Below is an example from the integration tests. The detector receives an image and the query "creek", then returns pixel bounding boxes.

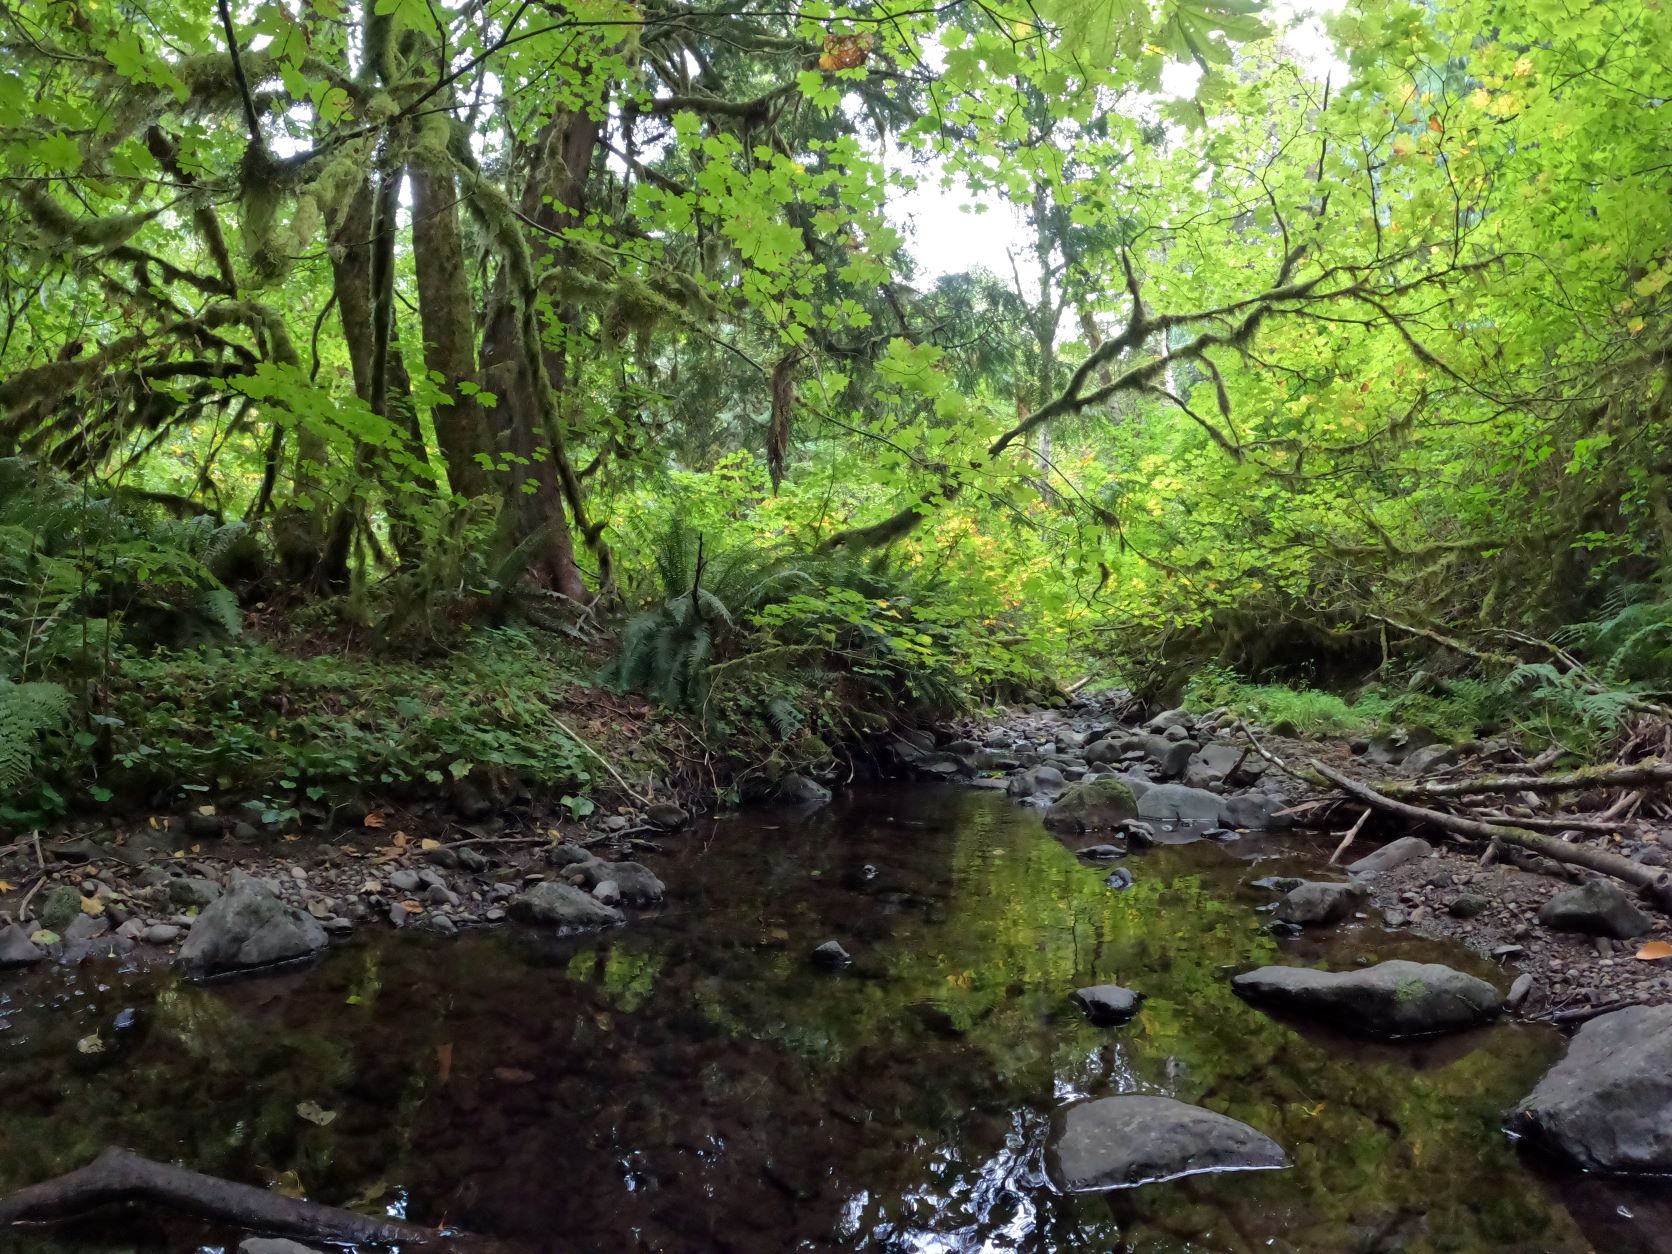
[0,783,1665,1253]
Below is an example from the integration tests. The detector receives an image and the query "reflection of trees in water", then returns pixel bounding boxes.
[0,787,1602,1252]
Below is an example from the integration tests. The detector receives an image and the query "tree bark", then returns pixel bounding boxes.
[0,1147,498,1250]
[411,160,491,499]
[477,111,603,602]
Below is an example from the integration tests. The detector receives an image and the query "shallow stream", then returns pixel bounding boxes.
[2,784,1668,1252]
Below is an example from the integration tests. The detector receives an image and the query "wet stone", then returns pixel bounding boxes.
[1070,984,1143,1025]
[811,940,852,969]
[1052,1095,1287,1191]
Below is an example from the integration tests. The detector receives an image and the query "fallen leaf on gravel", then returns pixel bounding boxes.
[30,930,58,945]
[420,838,440,851]
[400,899,423,913]
[363,813,386,829]
[296,1100,338,1126]
[79,896,105,915]
[197,804,216,817]
[1636,940,1672,960]
[0,880,13,893]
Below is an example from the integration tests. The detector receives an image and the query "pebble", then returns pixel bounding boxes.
[142,924,181,945]
[388,869,422,893]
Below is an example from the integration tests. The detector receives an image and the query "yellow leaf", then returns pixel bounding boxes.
[0,880,13,893]
[400,899,423,914]
[1635,940,1672,960]
[80,896,105,915]
[420,838,440,851]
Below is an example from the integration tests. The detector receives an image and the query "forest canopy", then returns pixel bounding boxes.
[0,0,1669,812]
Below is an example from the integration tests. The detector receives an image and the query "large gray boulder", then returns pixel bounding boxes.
[509,881,624,930]
[1052,1094,1287,1191]
[1044,780,1140,832]
[1223,790,1292,830]
[1136,783,1226,826]
[570,857,665,905]
[1348,836,1433,877]
[1510,1004,1672,1172]
[1125,735,1197,778]
[0,923,44,968]
[1278,880,1369,926]
[1007,765,1067,800]
[1538,880,1651,939]
[1232,959,1501,1038]
[1082,739,1126,767]
[179,877,329,977]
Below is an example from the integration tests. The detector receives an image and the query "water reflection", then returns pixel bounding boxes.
[0,784,1659,1251]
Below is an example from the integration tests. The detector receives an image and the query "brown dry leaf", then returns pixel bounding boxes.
[493,1066,535,1084]
[1636,940,1672,961]
[191,843,201,854]
[435,1041,454,1084]
[261,1167,306,1198]
[0,880,13,893]
[400,899,423,914]
[391,830,408,847]
[363,812,386,829]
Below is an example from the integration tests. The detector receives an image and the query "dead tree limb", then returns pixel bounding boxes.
[1310,759,1672,911]
[0,1147,495,1249]
[1382,760,1672,799]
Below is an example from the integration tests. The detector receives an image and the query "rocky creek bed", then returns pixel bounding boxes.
[4,697,1672,1250]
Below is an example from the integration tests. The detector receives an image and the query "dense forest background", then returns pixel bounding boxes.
[0,0,1667,822]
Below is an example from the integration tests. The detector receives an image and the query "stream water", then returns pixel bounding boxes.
[2,784,1669,1253]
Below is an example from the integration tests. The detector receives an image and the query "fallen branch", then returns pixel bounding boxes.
[1382,760,1672,799]
[1327,808,1370,865]
[1474,811,1637,836]
[0,1147,495,1248]
[1310,759,1672,911]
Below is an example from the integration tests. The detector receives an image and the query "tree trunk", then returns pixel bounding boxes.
[477,111,604,602]
[410,162,491,499]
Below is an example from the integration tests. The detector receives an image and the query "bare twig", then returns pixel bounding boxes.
[1327,808,1371,865]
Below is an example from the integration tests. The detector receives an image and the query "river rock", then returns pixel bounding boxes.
[1136,783,1226,826]
[1070,984,1144,1025]
[1125,735,1197,778]
[572,858,664,904]
[1052,1094,1287,1191]
[1509,1004,1672,1172]
[0,923,44,968]
[1044,780,1139,832]
[545,844,594,869]
[179,877,329,977]
[1146,708,1195,734]
[646,802,689,830]
[777,773,834,803]
[1232,959,1501,1037]
[811,939,852,969]
[1007,765,1067,800]
[1348,836,1433,877]
[1277,880,1369,926]
[509,882,624,930]
[1221,789,1291,830]
[167,876,223,908]
[39,885,82,932]
[1537,880,1651,939]
[240,1239,328,1254]
[142,923,181,945]
[1082,740,1126,767]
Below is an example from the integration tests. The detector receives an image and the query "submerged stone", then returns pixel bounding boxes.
[1277,880,1369,926]
[508,882,624,931]
[1043,780,1139,832]
[1070,984,1143,1025]
[1052,1094,1287,1191]
[1232,959,1501,1038]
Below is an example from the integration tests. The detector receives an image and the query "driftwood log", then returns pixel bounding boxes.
[1310,759,1672,911]
[1380,760,1672,800]
[0,1147,497,1249]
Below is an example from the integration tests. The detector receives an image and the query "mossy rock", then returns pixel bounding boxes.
[1043,780,1139,832]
